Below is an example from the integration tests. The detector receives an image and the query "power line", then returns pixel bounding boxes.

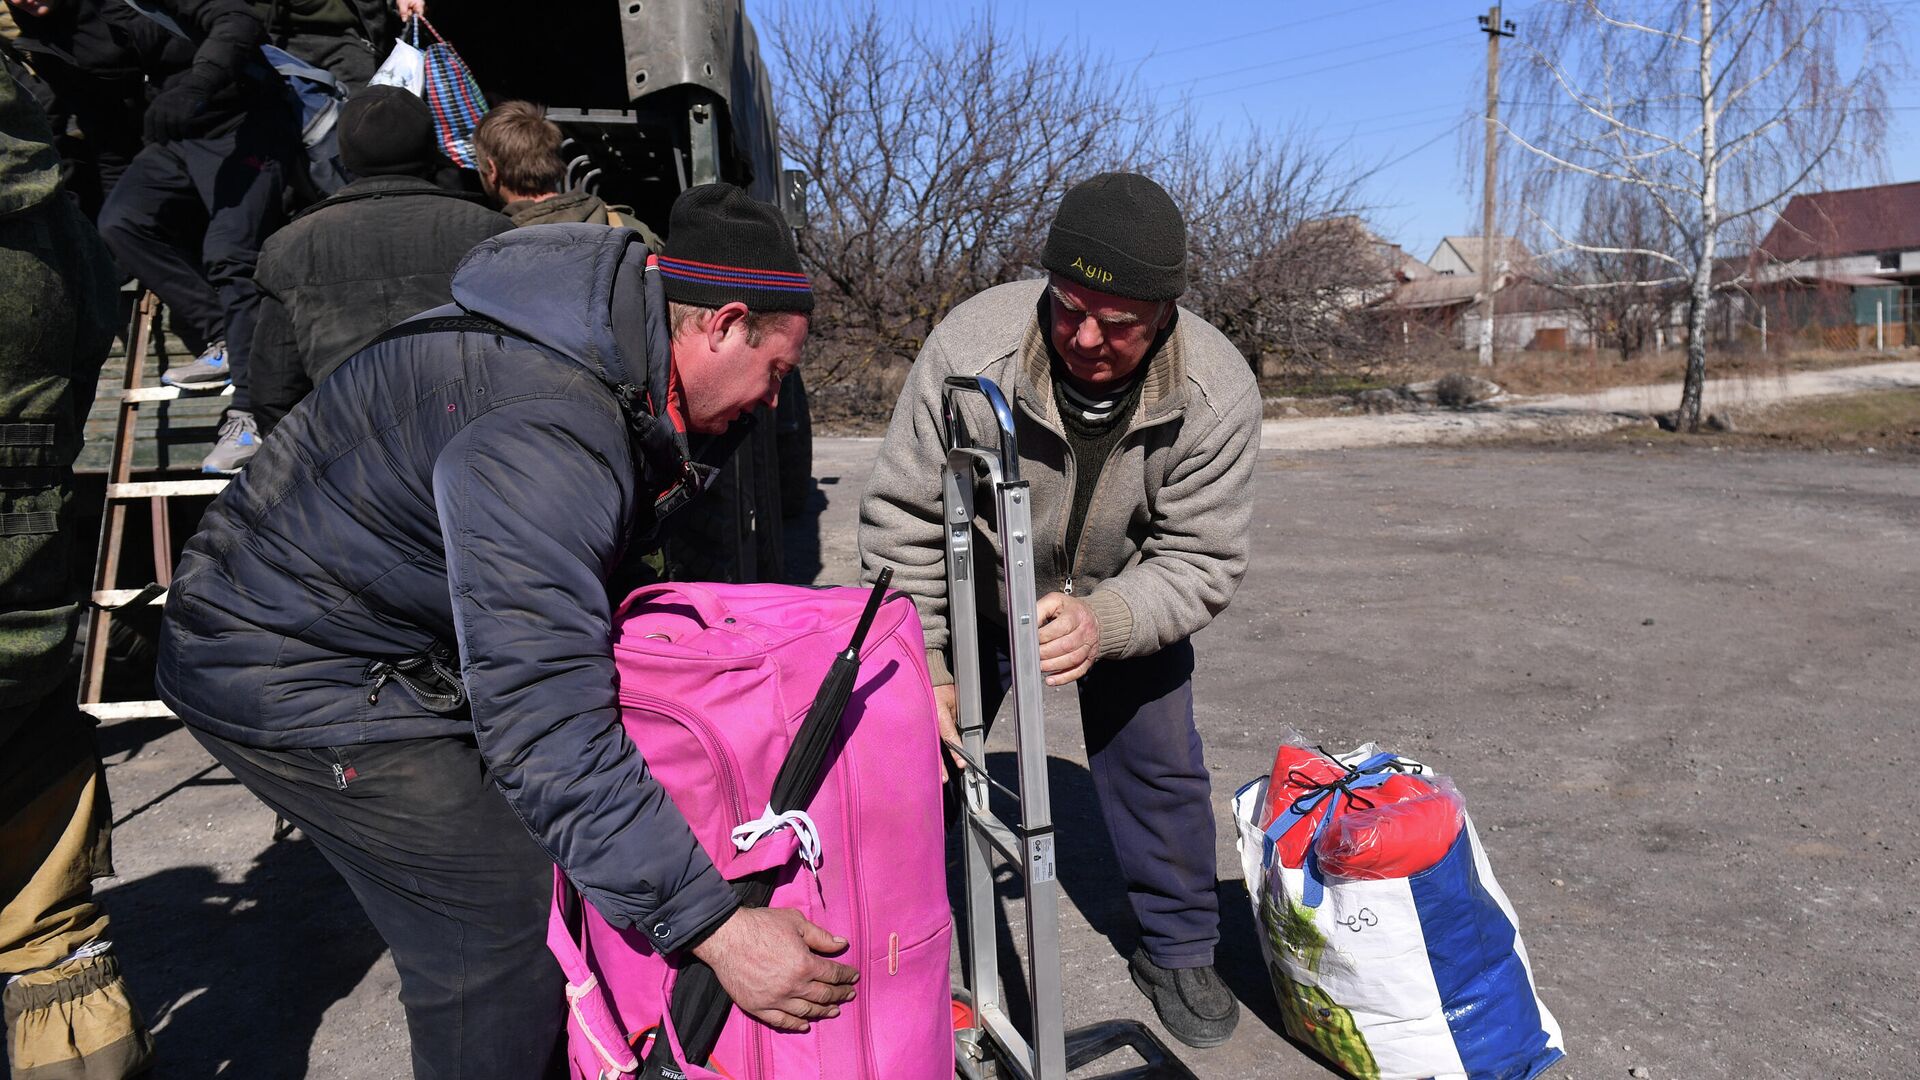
[1348,113,1470,138]
[1155,18,1460,91]
[1357,119,1472,181]
[1499,97,1920,112]
[1123,0,1401,65]
[1317,102,1463,128]
[1190,37,1465,101]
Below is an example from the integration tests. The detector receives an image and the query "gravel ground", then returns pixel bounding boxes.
[47,440,1919,1079]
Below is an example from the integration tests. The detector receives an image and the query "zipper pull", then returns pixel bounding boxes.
[1063,575,1074,596]
[331,762,348,790]
[367,663,394,705]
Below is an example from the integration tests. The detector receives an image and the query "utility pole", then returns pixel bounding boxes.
[1478,5,1515,367]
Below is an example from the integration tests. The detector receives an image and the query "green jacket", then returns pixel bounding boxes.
[0,70,121,733]
[859,278,1262,686]
[504,191,666,252]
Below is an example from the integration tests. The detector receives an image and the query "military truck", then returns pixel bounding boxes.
[434,0,813,583]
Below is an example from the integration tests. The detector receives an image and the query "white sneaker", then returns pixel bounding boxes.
[161,340,231,389]
[202,410,259,474]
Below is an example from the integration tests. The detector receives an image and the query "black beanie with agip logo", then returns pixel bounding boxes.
[1041,172,1187,301]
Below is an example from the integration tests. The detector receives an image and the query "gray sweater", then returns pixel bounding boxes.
[859,279,1261,685]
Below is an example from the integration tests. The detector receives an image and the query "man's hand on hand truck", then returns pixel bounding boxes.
[934,590,1102,778]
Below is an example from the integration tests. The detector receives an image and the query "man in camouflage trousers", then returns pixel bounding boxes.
[0,68,154,1079]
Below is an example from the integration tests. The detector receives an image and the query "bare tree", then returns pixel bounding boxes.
[771,2,1390,389]
[1165,125,1388,374]
[768,2,1153,384]
[1502,0,1898,429]
[1540,183,1684,359]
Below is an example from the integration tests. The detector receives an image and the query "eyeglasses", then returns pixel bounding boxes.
[1050,287,1139,326]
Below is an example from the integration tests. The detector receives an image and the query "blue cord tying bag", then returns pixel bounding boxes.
[1231,742,1566,1080]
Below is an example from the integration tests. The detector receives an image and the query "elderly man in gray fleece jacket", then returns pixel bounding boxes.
[859,172,1260,1049]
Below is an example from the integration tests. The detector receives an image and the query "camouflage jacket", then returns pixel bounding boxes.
[0,70,122,743]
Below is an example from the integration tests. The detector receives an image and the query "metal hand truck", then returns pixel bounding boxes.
[941,376,1196,1080]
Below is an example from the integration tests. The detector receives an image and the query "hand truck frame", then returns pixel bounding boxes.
[941,376,1197,1080]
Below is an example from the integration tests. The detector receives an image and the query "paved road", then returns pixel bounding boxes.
[72,441,1919,1079]
[1260,359,1920,451]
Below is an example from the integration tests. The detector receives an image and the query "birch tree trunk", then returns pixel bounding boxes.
[1679,0,1717,432]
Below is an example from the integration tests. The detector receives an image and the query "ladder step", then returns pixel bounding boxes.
[107,479,230,499]
[93,587,168,608]
[80,700,177,721]
[119,384,235,404]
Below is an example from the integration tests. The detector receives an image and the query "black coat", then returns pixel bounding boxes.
[250,174,513,433]
[255,0,399,55]
[155,225,739,953]
[7,0,198,207]
[8,0,191,82]
[119,0,276,138]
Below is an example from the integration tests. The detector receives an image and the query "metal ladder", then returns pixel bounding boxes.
[943,376,1195,1080]
[77,290,230,722]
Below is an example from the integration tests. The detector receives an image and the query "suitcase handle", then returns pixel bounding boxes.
[548,870,641,1075]
[614,582,729,626]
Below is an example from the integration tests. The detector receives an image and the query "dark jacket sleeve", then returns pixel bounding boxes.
[434,394,739,954]
[349,0,398,55]
[153,0,265,73]
[248,287,307,435]
[159,0,263,63]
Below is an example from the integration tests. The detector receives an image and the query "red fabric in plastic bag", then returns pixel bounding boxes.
[1259,745,1463,880]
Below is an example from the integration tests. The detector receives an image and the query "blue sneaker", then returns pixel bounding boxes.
[162,340,231,389]
[202,410,259,473]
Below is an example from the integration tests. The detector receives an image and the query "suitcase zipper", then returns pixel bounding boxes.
[625,692,767,1080]
[627,694,750,827]
[838,737,880,1077]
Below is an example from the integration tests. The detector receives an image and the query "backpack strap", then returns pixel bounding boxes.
[118,0,191,41]
[367,312,524,348]
[367,312,726,541]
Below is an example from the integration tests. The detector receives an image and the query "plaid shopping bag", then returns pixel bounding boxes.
[417,17,488,169]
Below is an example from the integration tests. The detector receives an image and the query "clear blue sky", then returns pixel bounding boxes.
[770,0,1920,266]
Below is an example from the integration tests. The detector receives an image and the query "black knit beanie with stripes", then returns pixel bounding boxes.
[656,184,814,314]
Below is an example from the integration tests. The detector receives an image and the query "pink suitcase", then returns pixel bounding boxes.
[547,581,954,1080]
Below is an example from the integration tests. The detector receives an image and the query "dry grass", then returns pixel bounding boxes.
[815,341,1918,435]
[1473,345,1905,397]
[1262,344,1913,402]
[1508,388,1920,455]
[1722,388,1920,451]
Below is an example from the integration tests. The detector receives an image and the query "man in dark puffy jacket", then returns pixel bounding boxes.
[155,185,842,1079]
[250,85,509,435]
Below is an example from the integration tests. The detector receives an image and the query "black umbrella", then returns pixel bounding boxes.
[639,567,895,1078]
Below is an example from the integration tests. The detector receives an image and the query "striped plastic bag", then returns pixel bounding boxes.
[1232,742,1565,1080]
[417,17,488,169]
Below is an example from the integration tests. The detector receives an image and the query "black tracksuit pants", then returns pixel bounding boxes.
[97,111,290,414]
[975,631,1220,969]
[188,728,566,1080]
